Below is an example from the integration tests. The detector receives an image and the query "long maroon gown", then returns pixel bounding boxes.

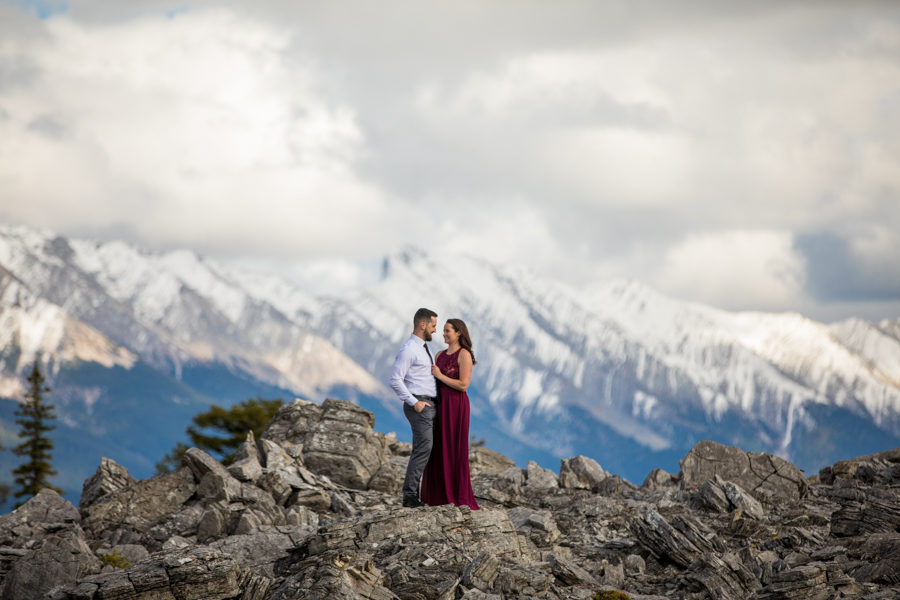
[421,349,480,510]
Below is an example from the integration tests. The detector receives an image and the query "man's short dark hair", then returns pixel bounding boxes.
[413,308,437,329]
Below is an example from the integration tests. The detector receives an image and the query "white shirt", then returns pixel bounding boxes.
[390,334,437,406]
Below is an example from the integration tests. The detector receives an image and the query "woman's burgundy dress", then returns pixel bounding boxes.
[420,349,479,510]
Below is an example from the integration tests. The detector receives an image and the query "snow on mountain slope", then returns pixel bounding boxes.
[0,224,382,398]
[1,224,897,476]
[0,271,136,397]
[294,249,900,463]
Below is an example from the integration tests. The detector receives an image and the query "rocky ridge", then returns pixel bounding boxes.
[0,398,897,600]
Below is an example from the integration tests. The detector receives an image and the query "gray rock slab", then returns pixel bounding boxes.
[559,455,609,490]
[80,468,196,544]
[680,440,808,503]
[208,525,312,578]
[469,447,516,478]
[307,506,523,561]
[524,461,559,490]
[79,458,137,510]
[0,527,100,600]
[628,508,724,567]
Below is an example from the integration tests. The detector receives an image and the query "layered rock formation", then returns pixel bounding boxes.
[0,398,896,600]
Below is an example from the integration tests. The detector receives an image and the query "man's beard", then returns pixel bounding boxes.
[424,332,432,341]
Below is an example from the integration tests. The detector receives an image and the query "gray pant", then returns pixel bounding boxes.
[402,401,435,501]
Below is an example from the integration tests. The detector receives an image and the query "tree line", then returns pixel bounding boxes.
[3,360,282,507]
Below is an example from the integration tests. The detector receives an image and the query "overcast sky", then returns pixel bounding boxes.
[1,1,898,322]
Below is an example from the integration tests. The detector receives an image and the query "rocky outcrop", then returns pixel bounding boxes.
[262,398,394,490]
[0,398,895,600]
[48,546,249,600]
[559,455,609,490]
[0,490,100,600]
[79,457,136,509]
[80,465,197,547]
[679,440,808,503]
[818,447,900,486]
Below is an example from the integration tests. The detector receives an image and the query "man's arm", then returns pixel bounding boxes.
[390,345,419,407]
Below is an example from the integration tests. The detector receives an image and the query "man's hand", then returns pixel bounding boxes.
[414,400,431,413]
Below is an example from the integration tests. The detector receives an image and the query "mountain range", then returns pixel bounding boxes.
[0,223,898,507]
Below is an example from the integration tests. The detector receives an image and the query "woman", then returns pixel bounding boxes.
[420,318,480,510]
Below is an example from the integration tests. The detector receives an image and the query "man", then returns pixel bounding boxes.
[390,307,438,508]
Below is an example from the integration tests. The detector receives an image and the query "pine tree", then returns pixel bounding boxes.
[12,360,63,503]
[156,397,283,474]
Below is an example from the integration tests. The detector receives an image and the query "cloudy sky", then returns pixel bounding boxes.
[1,1,898,322]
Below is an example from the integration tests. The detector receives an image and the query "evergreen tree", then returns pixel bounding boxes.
[12,360,63,503]
[0,442,9,504]
[156,397,283,474]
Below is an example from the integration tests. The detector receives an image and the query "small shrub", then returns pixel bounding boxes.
[99,549,130,569]
[594,591,631,600]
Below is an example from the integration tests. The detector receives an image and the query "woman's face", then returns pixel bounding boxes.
[442,323,460,345]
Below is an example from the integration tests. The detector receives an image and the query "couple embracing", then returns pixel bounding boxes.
[390,308,480,510]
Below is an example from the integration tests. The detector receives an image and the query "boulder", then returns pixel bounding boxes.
[683,552,761,600]
[366,457,406,493]
[208,525,313,578]
[0,489,84,583]
[722,479,765,520]
[0,488,80,546]
[693,475,765,520]
[524,461,559,491]
[259,438,298,472]
[679,440,808,503]
[262,398,389,490]
[628,508,724,567]
[232,430,261,463]
[50,546,244,600]
[302,399,387,490]
[844,533,900,585]
[228,456,264,484]
[559,455,609,490]
[261,398,324,445]
[0,527,100,600]
[461,551,500,591]
[506,506,561,547]
[229,432,264,483]
[826,480,900,537]
[819,448,900,486]
[79,457,137,510]
[694,478,731,513]
[306,505,523,565]
[469,447,516,477]
[753,564,828,600]
[270,550,397,600]
[642,467,676,490]
[80,467,196,546]
[599,560,624,588]
[550,554,598,586]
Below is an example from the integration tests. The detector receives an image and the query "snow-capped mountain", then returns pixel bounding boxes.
[0,225,383,398]
[0,224,395,502]
[0,223,898,501]
[287,250,900,477]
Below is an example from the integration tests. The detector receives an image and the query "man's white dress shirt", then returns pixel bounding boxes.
[390,334,437,407]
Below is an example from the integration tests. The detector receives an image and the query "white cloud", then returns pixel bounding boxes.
[0,9,395,258]
[656,230,806,312]
[0,2,898,319]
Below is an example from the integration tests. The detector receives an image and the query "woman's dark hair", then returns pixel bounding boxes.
[446,319,477,365]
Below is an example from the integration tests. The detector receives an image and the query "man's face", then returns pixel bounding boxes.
[424,316,438,341]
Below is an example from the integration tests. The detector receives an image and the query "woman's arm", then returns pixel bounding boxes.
[432,349,473,392]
